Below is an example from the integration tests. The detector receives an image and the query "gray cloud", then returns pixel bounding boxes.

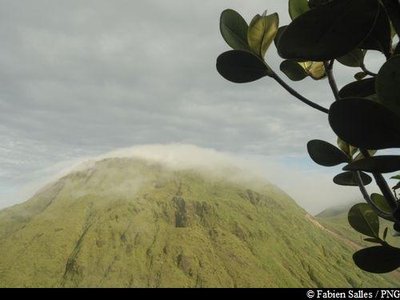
[0,0,372,210]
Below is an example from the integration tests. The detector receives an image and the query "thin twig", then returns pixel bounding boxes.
[324,61,340,101]
[354,171,394,220]
[269,70,329,114]
[359,149,398,212]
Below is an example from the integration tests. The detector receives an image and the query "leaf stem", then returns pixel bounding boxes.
[359,149,398,213]
[324,61,340,101]
[269,69,329,114]
[354,171,393,220]
[324,61,398,219]
[360,61,377,77]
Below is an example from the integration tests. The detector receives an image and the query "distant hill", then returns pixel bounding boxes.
[316,204,354,219]
[316,203,400,249]
[0,150,399,287]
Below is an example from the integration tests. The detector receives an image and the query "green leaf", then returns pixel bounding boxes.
[348,203,379,237]
[307,139,349,167]
[359,5,392,58]
[216,50,270,83]
[338,78,376,99]
[353,149,377,162]
[376,55,400,115]
[329,98,400,150]
[391,175,400,180]
[370,194,393,218]
[353,246,400,273]
[344,156,400,174]
[289,0,309,20]
[354,72,367,81]
[383,227,388,241]
[220,9,250,51]
[280,60,308,81]
[337,138,357,157]
[333,171,372,186]
[337,49,365,68]
[248,12,279,58]
[277,0,379,61]
[299,61,326,80]
[364,238,382,244]
[337,138,350,156]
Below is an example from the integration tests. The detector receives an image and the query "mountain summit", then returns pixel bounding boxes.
[0,145,398,287]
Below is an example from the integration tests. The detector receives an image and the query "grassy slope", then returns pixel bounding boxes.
[0,157,398,287]
[316,204,400,249]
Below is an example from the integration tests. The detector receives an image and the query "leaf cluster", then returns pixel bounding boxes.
[216,0,400,274]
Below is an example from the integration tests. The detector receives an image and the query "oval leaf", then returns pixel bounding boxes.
[329,98,400,150]
[339,78,376,99]
[337,48,365,68]
[307,139,349,167]
[376,55,400,115]
[289,0,309,20]
[370,194,393,219]
[359,5,391,58]
[333,171,372,186]
[277,0,379,61]
[248,12,279,58]
[216,50,270,83]
[280,60,308,81]
[220,9,250,51]
[353,246,400,273]
[348,203,379,237]
[344,156,400,173]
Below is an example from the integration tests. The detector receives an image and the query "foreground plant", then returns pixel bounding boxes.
[216,0,400,273]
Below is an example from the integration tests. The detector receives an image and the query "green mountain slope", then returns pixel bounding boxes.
[0,157,398,287]
[316,204,400,249]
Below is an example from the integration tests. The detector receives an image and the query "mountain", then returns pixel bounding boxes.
[317,204,400,249]
[0,148,399,287]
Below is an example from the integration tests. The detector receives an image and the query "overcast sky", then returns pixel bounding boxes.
[0,0,387,214]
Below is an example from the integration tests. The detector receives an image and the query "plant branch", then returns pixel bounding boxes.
[360,61,377,77]
[323,61,398,218]
[373,173,399,212]
[354,171,394,220]
[324,61,340,101]
[269,70,329,114]
[359,149,398,213]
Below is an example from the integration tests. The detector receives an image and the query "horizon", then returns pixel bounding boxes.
[1,143,364,215]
